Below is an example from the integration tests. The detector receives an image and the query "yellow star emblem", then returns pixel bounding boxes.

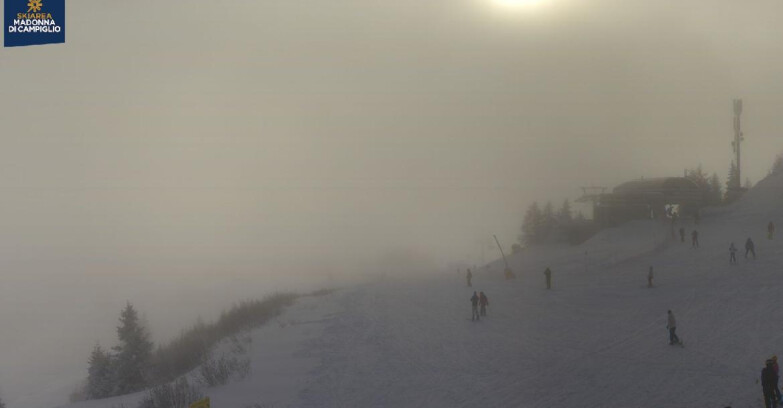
[27,0,42,12]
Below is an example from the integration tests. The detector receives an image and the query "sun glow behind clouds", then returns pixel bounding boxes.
[492,0,546,10]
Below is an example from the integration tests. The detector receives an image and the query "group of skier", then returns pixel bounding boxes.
[469,290,489,321]
[677,227,701,248]
[465,218,780,405]
[466,269,490,321]
[459,211,780,407]
[679,220,774,263]
[728,238,757,263]
[675,226,700,247]
[465,266,553,321]
[679,220,772,264]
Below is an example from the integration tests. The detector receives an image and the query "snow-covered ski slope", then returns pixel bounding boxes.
[58,172,783,408]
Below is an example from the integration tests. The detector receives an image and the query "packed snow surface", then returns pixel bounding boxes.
[55,172,783,408]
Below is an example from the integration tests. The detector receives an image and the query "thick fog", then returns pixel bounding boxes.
[1,0,783,405]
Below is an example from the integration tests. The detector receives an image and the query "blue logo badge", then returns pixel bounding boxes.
[5,0,65,47]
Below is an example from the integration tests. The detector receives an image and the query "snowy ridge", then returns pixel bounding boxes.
[55,172,783,408]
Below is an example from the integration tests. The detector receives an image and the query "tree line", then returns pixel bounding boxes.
[77,292,301,402]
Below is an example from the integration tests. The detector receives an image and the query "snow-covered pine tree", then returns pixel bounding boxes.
[520,202,542,245]
[686,165,710,190]
[772,154,783,175]
[558,199,573,223]
[724,161,740,203]
[87,343,114,399]
[708,173,722,205]
[541,201,555,241]
[112,302,154,395]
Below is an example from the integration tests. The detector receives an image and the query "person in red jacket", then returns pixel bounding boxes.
[479,291,489,316]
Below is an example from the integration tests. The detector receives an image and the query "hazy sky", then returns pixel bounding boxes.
[3,0,783,268]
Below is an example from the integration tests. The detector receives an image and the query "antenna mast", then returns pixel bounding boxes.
[732,99,744,189]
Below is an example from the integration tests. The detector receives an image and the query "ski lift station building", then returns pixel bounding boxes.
[593,177,707,226]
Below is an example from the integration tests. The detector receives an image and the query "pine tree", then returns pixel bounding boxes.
[520,202,542,245]
[686,165,709,189]
[708,173,722,205]
[87,343,114,399]
[541,201,555,241]
[558,199,573,223]
[726,161,739,190]
[725,161,740,202]
[113,302,154,395]
[772,154,783,175]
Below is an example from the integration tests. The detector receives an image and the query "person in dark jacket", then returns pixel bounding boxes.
[667,310,680,345]
[479,291,489,316]
[762,359,779,408]
[729,242,738,264]
[746,238,756,259]
[466,269,473,287]
[773,355,782,403]
[470,291,480,321]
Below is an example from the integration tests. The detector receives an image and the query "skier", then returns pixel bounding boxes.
[466,269,473,287]
[679,227,685,243]
[745,237,756,259]
[769,222,776,240]
[479,291,489,316]
[691,230,699,248]
[729,242,737,264]
[544,267,552,290]
[470,291,480,321]
[762,358,779,408]
[647,266,654,288]
[666,310,681,345]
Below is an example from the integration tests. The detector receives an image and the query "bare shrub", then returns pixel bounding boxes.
[138,378,203,408]
[198,354,251,387]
